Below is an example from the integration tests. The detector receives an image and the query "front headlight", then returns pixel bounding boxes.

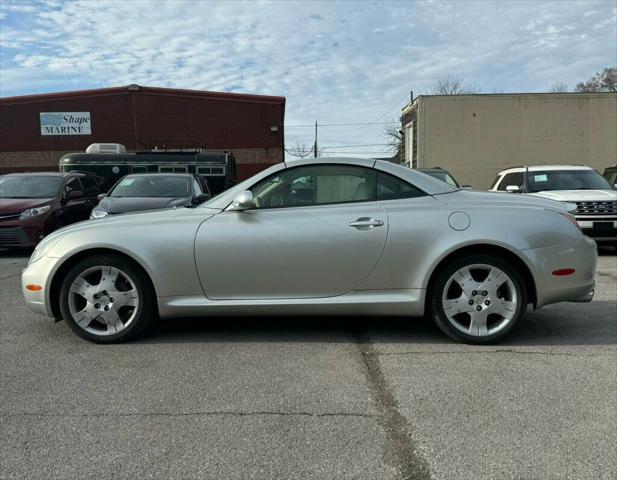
[90,209,109,219]
[19,205,51,219]
[28,235,61,265]
[28,245,44,264]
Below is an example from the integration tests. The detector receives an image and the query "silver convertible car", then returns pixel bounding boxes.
[22,158,597,344]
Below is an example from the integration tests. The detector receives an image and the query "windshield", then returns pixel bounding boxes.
[527,170,612,192]
[0,176,62,199]
[110,176,190,198]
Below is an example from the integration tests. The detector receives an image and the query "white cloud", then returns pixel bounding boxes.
[0,0,615,155]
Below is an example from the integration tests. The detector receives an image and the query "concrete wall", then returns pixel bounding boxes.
[402,93,617,189]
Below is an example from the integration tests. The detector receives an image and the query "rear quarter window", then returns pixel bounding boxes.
[377,172,426,200]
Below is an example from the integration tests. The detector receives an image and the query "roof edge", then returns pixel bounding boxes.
[0,85,286,105]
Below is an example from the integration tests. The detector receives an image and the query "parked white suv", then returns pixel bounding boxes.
[490,165,617,246]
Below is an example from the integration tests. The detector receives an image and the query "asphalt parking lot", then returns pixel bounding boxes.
[1,248,615,480]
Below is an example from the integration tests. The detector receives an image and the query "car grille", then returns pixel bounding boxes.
[0,227,30,246]
[0,213,21,221]
[575,201,617,215]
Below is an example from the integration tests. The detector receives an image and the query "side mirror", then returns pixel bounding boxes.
[193,193,210,204]
[461,185,472,190]
[227,190,253,211]
[505,185,522,193]
[66,190,83,200]
[97,193,107,201]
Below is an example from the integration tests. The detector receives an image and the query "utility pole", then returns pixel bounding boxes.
[313,121,318,158]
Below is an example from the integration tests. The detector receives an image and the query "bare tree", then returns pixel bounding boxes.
[286,142,323,160]
[432,76,479,95]
[382,120,403,163]
[286,142,314,160]
[551,82,569,93]
[575,67,617,93]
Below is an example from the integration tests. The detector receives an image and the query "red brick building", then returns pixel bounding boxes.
[0,85,286,180]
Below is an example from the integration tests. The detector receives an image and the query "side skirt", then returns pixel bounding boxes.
[157,289,426,319]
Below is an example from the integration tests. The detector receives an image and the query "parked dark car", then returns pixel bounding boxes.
[416,167,469,188]
[603,164,617,189]
[90,173,211,218]
[0,171,107,247]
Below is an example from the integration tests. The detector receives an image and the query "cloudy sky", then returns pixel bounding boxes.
[1,0,615,156]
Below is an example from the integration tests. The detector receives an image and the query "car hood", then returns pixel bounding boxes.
[529,190,617,202]
[0,198,54,214]
[36,206,222,252]
[435,189,569,211]
[97,196,189,213]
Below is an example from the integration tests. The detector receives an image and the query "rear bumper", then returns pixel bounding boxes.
[569,289,594,303]
[522,236,597,309]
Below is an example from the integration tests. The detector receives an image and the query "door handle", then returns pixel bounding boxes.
[349,218,384,228]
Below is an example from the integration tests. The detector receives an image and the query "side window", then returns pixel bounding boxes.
[193,178,203,195]
[80,176,100,196]
[497,172,524,191]
[98,177,111,193]
[131,165,148,173]
[64,178,82,195]
[376,172,425,200]
[199,177,211,196]
[251,165,377,209]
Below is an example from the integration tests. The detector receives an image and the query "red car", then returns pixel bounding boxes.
[0,172,107,248]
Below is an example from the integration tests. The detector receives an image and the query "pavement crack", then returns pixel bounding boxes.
[353,330,432,480]
[596,270,617,279]
[1,410,374,419]
[368,349,615,357]
[1,272,21,281]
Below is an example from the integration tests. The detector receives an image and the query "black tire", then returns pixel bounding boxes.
[59,255,155,343]
[430,253,527,345]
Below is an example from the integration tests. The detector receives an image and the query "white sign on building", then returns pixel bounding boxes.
[40,112,91,135]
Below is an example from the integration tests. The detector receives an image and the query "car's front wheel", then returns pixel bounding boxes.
[59,255,155,343]
[430,254,526,344]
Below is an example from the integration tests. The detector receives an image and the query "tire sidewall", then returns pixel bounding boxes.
[59,255,153,343]
[431,254,527,345]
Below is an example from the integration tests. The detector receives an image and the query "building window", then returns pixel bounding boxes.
[197,166,225,176]
[405,121,415,167]
[159,165,188,173]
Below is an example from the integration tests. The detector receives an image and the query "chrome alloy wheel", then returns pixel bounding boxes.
[441,264,518,337]
[67,266,140,336]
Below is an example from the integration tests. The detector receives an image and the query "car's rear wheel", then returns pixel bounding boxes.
[430,254,526,344]
[59,255,155,343]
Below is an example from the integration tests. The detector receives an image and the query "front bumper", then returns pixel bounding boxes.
[21,254,62,317]
[576,216,617,243]
[0,213,55,247]
[523,235,597,309]
[0,226,37,247]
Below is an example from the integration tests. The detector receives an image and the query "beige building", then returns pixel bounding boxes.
[401,93,617,189]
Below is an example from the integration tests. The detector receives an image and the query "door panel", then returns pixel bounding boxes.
[194,203,388,300]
